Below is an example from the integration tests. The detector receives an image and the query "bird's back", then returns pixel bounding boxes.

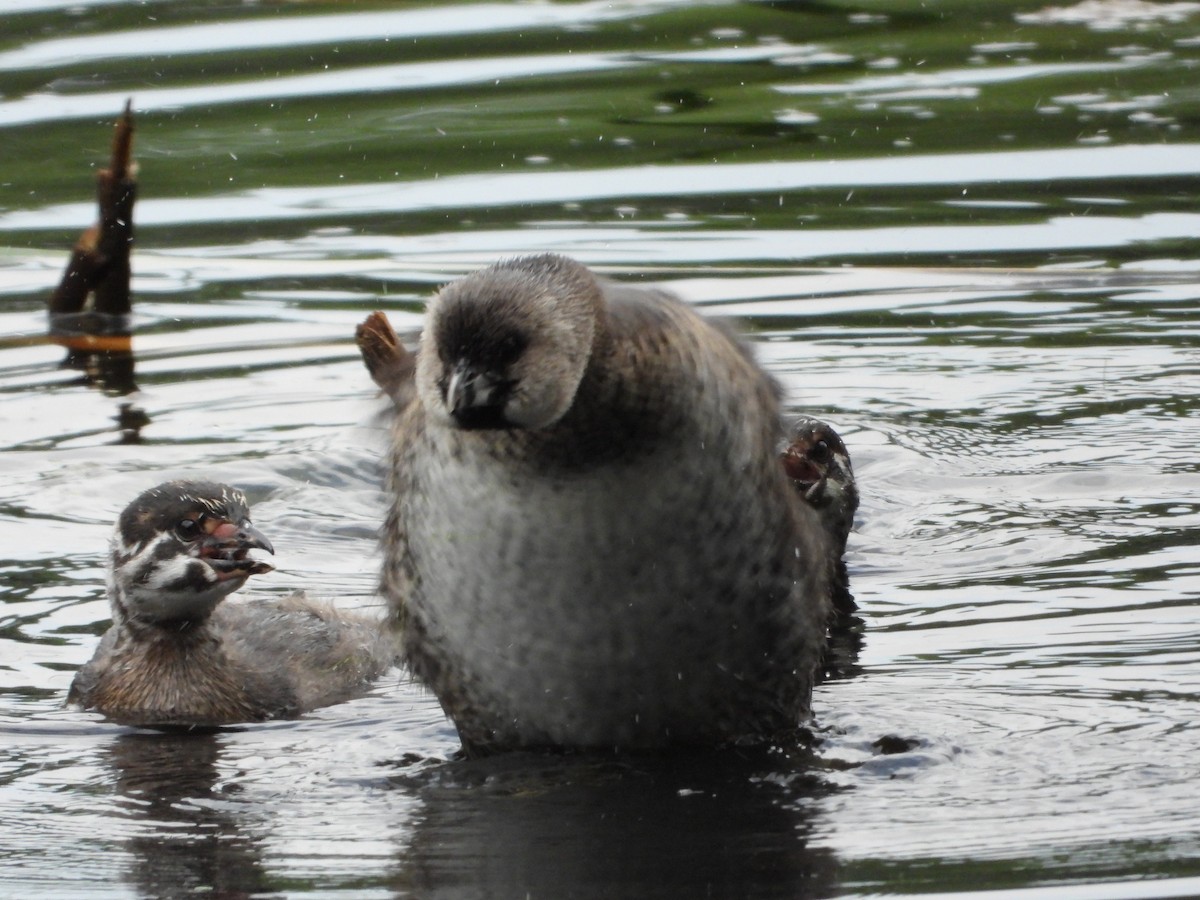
[217,594,398,713]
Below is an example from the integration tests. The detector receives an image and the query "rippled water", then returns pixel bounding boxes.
[2,0,1199,897]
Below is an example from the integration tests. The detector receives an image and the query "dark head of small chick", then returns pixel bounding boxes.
[781,417,858,555]
[781,417,862,673]
[108,480,275,632]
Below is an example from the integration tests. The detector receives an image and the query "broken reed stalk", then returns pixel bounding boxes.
[49,98,137,325]
[47,100,138,405]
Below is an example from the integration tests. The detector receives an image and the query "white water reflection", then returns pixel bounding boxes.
[0,53,636,128]
[0,38,870,129]
[3,144,1199,235]
[0,0,690,70]
[773,58,1141,96]
[1016,1,1200,31]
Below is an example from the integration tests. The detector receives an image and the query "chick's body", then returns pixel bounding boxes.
[69,480,397,729]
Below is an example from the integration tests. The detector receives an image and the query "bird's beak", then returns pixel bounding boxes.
[782,445,824,490]
[446,360,510,429]
[201,519,275,578]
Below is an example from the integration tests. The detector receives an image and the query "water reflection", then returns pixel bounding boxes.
[46,312,144,448]
[393,750,840,899]
[106,733,274,898]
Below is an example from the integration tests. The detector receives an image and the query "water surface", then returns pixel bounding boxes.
[1,0,1199,897]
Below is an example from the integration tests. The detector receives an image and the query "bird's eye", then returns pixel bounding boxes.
[808,440,831,464]
[176,518,203,541]
[495,333,524,363]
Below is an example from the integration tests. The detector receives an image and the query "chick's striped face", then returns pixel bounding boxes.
[109,481,274,626]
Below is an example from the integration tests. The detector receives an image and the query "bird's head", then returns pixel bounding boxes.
[108,480,275,628]
[781,417,859,544]
[416,254,602,431]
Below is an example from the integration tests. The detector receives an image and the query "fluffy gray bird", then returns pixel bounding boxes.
[382,254,832,755]
[69,480,397,728]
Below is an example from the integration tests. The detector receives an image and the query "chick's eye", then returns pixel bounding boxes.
[176,518,203,541]
[808,440,831,464]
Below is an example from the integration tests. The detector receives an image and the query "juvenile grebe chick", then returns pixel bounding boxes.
[68,480,397,728]
[782,416,859,621]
